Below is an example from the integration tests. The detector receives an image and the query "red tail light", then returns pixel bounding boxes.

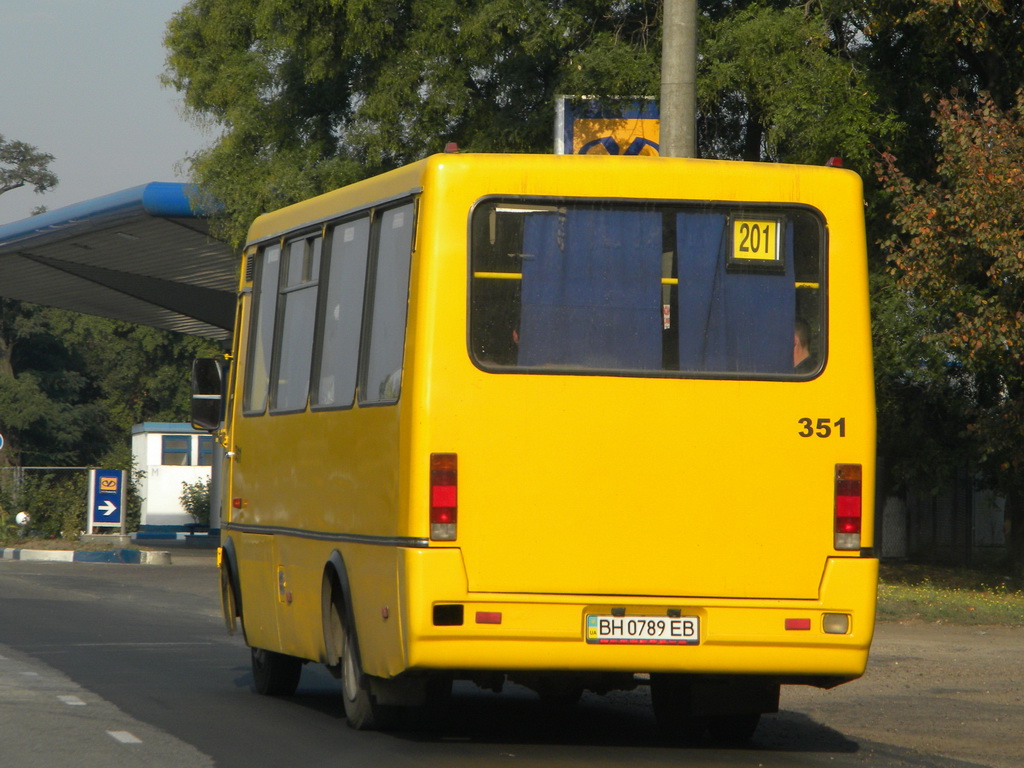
[834,464,862,550]
[430,453,457,541]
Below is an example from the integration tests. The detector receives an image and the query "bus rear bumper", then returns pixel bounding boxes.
[398,551,877,684]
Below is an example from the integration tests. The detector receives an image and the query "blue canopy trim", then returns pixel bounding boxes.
[0,182,205,250]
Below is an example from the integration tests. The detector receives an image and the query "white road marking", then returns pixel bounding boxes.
[58,695,86,706]
[107,731,143,744]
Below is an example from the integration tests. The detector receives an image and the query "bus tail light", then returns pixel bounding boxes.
[430,453,457,541]
[834,464,862,550]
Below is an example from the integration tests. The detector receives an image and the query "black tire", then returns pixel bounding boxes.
[251,647,302,696]
[427,674,454,706]
[341,620,397,730]
[220,566,239,635]
[537,685,584,708]
[705,712,761,744]
[406,675,454,731]
[649,674,705,744]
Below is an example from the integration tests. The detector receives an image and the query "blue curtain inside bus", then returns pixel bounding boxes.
[675,213,794,373]
[516,209,793,374]
[519,210,662,369]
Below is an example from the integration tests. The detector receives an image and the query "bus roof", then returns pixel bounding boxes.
[244,153,863,247]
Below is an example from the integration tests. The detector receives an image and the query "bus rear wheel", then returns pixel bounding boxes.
[649,674,705,744]
[341,622,396,730]
[706,712,761,744]
[220,566,240,635]
[650,674,768,745]
[251,647,302,696]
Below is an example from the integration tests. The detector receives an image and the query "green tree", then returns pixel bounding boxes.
[798,0,1024,532]
[0,301,101,468]
[163,0,890,246]
[0,304,218,468]
[162,0,662,246]
[47,312,220,438]
[858,0,1024,179]
[698,4,899,170]
[878,91,1024,574]
[0,134,58,198]
[0,136,61,468]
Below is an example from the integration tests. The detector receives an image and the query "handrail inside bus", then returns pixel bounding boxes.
[473,271,821,290]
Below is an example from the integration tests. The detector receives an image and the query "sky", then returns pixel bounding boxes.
[0,1,212,225]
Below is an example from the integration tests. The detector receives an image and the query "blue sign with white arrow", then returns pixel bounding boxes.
[91,469,125,528]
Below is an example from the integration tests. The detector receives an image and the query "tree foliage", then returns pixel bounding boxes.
[0,135,58,197]
[699,4,898,168]
[878,91,1024,572]
[162,0,665,245]
[857,0,1024,178]
[163,0,892,246]
[863,0,1024,106]
[0,303,218,468]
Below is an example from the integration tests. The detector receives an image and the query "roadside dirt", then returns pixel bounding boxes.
[779,621,1024,767]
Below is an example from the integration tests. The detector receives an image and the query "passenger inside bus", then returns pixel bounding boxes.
[794,318,817,373]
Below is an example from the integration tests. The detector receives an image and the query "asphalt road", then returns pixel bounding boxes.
[0,554,1012,768]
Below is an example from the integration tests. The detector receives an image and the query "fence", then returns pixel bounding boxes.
[876,469,1008,567]
[0,467,95,540]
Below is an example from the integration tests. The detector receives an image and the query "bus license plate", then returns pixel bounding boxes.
[586,615,699,645]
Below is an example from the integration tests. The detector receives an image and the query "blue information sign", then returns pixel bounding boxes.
[91,469,124,528]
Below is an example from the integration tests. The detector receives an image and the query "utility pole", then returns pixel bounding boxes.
[660,0,698,158]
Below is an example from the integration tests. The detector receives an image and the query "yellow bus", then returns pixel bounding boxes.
[192,152,877,741]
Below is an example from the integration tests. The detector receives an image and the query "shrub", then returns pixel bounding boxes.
[180,477,211,527]
[0,470,87,540]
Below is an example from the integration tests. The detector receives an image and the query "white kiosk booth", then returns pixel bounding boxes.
[131,422,215,535]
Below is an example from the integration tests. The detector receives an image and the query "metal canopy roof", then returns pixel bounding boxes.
[0,183,237,340]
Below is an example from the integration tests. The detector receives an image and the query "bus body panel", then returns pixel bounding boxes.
[218,153,877,690]
[414,372,872,600]
[229,406,403,538]
[233,532,277,651]
[405,155,873,601]
[229,533,412,675]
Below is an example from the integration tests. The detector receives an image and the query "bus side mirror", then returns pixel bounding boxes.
[191,357,226,431]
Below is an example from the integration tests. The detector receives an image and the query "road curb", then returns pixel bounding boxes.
[0,548,172,565]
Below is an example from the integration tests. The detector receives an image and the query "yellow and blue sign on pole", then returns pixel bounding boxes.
[554,97,660,156]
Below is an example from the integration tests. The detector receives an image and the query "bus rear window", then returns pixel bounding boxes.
[470,199,825,378]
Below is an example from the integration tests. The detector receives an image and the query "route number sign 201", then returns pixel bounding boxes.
[732,218,779,262]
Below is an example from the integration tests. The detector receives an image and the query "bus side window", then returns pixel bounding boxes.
[243,243,281,414]
[360,204,415,405]
[313,217,370,408]
[271,234,321,413]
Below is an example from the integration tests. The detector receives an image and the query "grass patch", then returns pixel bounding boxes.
[878,563,1024,626]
